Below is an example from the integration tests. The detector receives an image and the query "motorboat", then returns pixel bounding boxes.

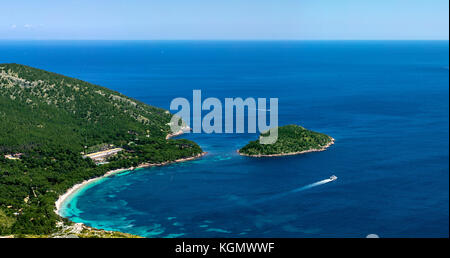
[330,175,338,181]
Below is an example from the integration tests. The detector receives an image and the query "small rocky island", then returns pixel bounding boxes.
[238,125,334,157]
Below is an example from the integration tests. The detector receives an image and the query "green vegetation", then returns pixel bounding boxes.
[0,64,203,236]
[239,125,333,156]
[0,209,15,233]
[1,222,143,238]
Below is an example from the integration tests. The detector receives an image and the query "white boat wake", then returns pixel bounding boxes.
[291,178,334,193]
[225,176,337,209]
[252,176,337,205]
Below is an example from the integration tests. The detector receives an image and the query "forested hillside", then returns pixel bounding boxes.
[0,64,202,235]
[239,125,333,156]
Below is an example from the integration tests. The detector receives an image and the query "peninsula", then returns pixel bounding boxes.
[238,125,334,157]
[0,64,204,237]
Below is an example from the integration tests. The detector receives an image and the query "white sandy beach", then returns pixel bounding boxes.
[55,129,205,217]
[54,168,129,215]
[54,152,206,217]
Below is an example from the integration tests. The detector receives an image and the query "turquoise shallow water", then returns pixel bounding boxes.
[1,41,448,237]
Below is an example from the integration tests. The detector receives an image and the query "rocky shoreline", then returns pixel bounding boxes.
[238,137,335,157]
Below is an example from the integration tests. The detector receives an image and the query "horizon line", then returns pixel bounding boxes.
[0,39,449,41]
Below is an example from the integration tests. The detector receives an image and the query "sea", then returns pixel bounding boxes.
[1,40,448,237]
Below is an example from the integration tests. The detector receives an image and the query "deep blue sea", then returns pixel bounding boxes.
[1,41,448,237]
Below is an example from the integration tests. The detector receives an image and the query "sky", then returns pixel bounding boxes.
[1,0,448,40]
